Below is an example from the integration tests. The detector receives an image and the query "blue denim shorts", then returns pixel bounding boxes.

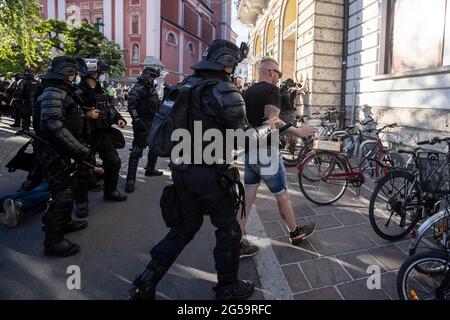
[244,149,287,194]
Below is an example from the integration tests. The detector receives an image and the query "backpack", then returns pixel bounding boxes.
[147,77,218,157]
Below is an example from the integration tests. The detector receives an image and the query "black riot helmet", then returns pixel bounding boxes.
[192,40,249,72]
[41,56,80,80]
[23,69,34,79]
[80,58,109,79]
[140,66,161,79]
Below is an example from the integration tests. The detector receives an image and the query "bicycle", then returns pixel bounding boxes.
[397,246,450,300]
[368,137,449,241]
[297,123,399,205]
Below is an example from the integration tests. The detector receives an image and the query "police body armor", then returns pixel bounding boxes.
[128,77,160,125]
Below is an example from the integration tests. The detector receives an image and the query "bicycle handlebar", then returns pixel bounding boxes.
[417,137,450,145]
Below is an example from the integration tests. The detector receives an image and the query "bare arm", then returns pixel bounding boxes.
[264,104,298,134]
[264,104,317,137]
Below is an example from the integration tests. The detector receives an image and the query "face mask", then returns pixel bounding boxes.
[74,75,81,85]
[99,74,106,82]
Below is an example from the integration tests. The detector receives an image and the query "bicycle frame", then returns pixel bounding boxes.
[313,138,389,184]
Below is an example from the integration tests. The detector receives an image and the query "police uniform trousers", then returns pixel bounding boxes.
[94,129,122,194]
[40,151,76,245]
[148,166,242,287]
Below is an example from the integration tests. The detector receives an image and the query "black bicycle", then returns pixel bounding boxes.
[368,137,450,241]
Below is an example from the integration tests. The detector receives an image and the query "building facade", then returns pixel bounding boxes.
[40,0,238,84]
[238,0,450,147]
[238,0,345,117]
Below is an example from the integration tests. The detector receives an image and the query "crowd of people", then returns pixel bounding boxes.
[0,39,317,300]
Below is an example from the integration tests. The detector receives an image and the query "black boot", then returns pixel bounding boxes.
[43,207,80,257]
[63,209,87,234]
[128,267,160,300]
[144,169,163,176]
[125,156,140,193]
[145,152,163,176]
[63,220,88,234]
[215,280,255,300]
[75,202,89,218]
[103,190,128,201]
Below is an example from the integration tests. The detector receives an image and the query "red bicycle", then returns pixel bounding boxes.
[297,123,401,205]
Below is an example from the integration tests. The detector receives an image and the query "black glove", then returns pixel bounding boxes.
[133,119,147,132]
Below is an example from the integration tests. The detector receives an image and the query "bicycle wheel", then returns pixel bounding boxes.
[281,135,303,167]
[397,250,450,300]
[368,170,421,241]
[298,150,349,205]
[297,139,317,181]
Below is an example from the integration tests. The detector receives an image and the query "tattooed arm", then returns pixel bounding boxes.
[264,104,317,138]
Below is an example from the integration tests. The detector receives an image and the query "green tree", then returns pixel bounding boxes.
[0,2,126,77]
[62,22,126,75]
[0,0,41,74]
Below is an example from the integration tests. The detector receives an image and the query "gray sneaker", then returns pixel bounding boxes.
[289,222,316,245]
[239,240,259,258]
[3,199,19,228]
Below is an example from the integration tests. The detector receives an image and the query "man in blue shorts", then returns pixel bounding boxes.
[239,57,317,257]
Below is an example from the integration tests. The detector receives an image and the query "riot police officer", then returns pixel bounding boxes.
[125,66,163,193]
[77,59,127,203]
[10,70,40,130]
[128,40,255,300]
[34,57,91,257]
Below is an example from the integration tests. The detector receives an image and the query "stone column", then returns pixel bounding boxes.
[144,0,162,65]
[57,0,66,20]
[114,0,124,48]
[47,0,55,19]
[103,0,113,40]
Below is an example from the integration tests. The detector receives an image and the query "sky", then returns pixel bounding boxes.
[231,2,249,44]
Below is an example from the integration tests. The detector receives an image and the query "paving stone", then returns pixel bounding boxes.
[352,223,401,246]
[309,204,343,215]
[255,197,278,210]
[263,221,287,238]
[335,198,367,212]
[334,210,368,226]
[257,209,280,223]
[380,271,399,300]
[294,286,343,300]
[292,204,317,218]
[307,225,377,256]
[271,237,319,264]
[367,245,409,271]
[281,264,311,293]
[305,214,343,231]
[337,278,391,300]
[336,250,387,279]
[300,258,351,288]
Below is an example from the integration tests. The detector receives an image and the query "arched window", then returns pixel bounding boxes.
[131,43,140,64]
[187,42,195,54]
[254,35,262,56]
[265,19,275,49]
[167,32,177,45]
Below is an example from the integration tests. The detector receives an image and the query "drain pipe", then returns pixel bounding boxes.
[339,0,350,129]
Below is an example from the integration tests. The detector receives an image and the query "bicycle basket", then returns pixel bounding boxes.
[416,151,450,194]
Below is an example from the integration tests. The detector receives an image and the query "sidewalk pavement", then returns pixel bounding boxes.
[247,164,423,300]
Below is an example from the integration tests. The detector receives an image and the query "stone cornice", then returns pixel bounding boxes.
[237,0,269,26]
